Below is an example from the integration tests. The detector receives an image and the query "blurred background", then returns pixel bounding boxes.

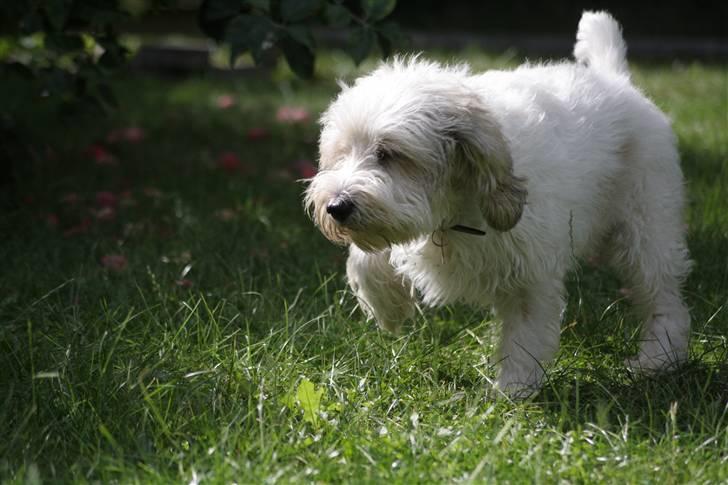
[394,0,727,36]
[98,0,728,72]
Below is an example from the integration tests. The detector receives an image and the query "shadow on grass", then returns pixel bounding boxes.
[537,224,728,436]
[681,143,727,184]
[535,358,728,438]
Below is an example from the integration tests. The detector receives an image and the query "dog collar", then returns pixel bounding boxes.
[450,224,486,236]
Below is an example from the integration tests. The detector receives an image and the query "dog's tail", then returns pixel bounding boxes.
[573,11,629,76]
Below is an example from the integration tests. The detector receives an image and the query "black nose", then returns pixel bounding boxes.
[326,197,355,222]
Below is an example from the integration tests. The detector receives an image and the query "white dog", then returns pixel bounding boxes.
[305,11,691,397]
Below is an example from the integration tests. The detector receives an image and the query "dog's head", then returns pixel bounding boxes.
[305,58,527,252]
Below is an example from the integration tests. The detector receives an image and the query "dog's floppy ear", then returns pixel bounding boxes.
[452,101,527,232]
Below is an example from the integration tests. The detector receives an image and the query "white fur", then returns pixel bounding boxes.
[305,11,691,397]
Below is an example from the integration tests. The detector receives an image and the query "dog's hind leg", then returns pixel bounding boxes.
[609,132,692,372]
[611,223,691,371]
[346,245,416,333]
[493,278,566,398]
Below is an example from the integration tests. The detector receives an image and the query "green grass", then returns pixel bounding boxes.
[1,52,727,483]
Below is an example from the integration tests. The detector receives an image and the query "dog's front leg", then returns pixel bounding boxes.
[493,279,565,398]
[346,245,415,333]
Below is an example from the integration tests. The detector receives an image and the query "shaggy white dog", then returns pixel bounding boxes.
[305,11,691,397]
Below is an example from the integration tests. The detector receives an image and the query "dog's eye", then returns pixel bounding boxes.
[375,147,389,163]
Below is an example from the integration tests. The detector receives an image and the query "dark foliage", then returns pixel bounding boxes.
[0,0,133,115]
[198,0,404,78]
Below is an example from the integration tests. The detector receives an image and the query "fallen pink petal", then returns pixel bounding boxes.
[217,152,242,173]
[118,190,137,207]
[246,127,269,140]
[107,126,145,144]
[215,94,236,109]
[142,187,163,198]
[122,222,144,238]
[60,193,81,205]
[123,126,145,142]
[45,213,59,228]
[275,106,310,124]
[120,197,137,208]
[63,217,92,237]
[86,144,117,166]
[94,207,116,221]
[294,159,317,178]
[270,169,294,181]
[215,208,237,221]
[95,191,117,208]
[45,146,57,161]
[175,278,193,288]
[251,247,270,260]
[101,254,128,272]
[106,129,122,143]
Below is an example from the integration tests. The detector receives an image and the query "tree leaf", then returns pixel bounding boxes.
[44,0,72,31]
[285,25,315,51]
[45,33,84,53]
[200,0,243,22]
[198,0,244,40]
[246,0,270,11]
[375,20,406,58]
[42,66,72,96]
[19,11,45,36]
[280,0,322,23]
[324,3,352,28]
[225,14,275,65]
[96,82,118,110]
[346,27,376,65]
[2,62,35,80]
[295,378,324,425]
[281,387,296,410]
[280,33,315,78]
[98,47,126,70]
[74,5,129,26]
[361,0,396,21]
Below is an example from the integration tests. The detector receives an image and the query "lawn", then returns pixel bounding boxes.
[1,52,727,483]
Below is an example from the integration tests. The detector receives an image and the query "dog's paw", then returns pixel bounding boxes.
[494,380,541,401]
[494,367,544,400]
[625,352,684,375]
[346,246,416,334]
[355,291,414,334]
